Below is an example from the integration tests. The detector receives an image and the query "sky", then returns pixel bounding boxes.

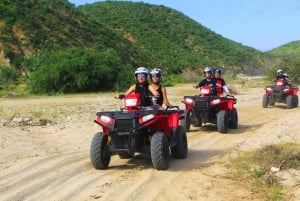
[69,0,300,51]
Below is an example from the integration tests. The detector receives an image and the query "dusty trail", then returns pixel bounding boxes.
[0,84,299,201]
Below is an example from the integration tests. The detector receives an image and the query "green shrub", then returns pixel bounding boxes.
[27,48,131,94]
[0,65,18,86]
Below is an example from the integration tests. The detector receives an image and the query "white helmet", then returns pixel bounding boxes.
[277,69,283,74]
[203,66,213,74]
[150,68,163,80]
[135,67,149,77]
[283,73,288,77]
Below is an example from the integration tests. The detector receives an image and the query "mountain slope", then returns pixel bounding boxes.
[78,1,272,75]
[0,0,280,94]
[0,0,149,69]
[267,40,300,61]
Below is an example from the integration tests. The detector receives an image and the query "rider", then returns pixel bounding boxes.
[213,68,232,96]
[149,67,172,108]
[273,69,291,86]
[283,72,292,86]
[193,66,217,96]
[273,69,286,81]
[115,67,158,106]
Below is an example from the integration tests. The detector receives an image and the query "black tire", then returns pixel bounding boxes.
[269,99,275,106]
[217,110,228,133]
[184,110,192,131]
[228,108,238,129]
[293,95,298,108]
[171,126,188,159]
[151,132,170,170]
[286,95,293,109]
[262,94,269,108]
[90,132,111,169]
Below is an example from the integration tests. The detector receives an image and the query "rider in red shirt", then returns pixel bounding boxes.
[213,68,232,96]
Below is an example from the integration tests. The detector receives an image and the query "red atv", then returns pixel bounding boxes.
[90,93,187,170]
[182,86,238,133]
[262,80,298,109]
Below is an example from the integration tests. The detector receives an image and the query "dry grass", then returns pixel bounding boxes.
[227,143,300,201]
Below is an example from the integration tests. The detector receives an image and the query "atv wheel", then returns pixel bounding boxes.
[286,95,293,109]
[269,99,275,106]
[183,110,192,131]
[293,95,298,108]
[171,126,188,159]
[217,110,228,133]
[262,94,269,108]
[151,131,170,170]
[228,108,238,129]
[90,132,111,169]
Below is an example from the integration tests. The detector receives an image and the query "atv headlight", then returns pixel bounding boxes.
[266,87,272,92]
[100,115,111,123]
[141,114,155,123]
[283,88,289,93]
[211,99,221,105]
[201,88,210,95]
[125,98,138,107]
[97,115,114,125]
[185,98,194,104]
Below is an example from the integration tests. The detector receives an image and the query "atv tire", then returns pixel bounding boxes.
[293,95,298,108]
[90,132,111,169]
[151,131,170,170]
[171,126,188,159]
[269,98,275,106]
[287,95,293,109]
[217,110,228,133]
[262,94,269,108]
[183,110,192,131]
[228,108,238,129]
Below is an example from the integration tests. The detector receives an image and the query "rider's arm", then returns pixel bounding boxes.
[223,85,230,93]
[125,84,136,95]
[161,87,172,107]
[193,80,203,88]
[115,84,136,99]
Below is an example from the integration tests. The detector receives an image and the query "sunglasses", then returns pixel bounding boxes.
[136,73,146,78]
[151,73,161,78]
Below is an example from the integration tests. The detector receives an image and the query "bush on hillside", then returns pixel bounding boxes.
[26,48,132,94]
[266,58,300,85]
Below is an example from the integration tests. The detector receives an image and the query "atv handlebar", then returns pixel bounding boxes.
[115,94,125,99]
[166,105,180,111]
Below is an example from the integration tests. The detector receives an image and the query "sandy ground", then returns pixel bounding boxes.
[1,84,300,201]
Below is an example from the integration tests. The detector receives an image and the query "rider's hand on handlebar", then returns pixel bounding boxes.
[166,103,173,108]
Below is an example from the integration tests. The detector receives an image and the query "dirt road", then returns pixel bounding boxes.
[1,84,299,201]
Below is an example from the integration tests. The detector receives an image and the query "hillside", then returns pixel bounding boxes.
[78,1,272,75]
[0,0,277,93]
[267,40,300,61]
[0,0,148,69]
